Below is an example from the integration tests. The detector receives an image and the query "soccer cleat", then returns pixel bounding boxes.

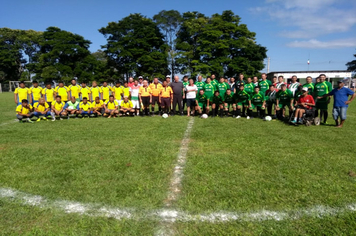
[60,118,63,120]
[236,116,241,119]
[51,118,56,121]
[36,118,41,122]
[42,117,47,120]
[246,116,250,119]
[27,118,34,123]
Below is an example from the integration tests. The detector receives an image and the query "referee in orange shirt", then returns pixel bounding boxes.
[139,80,152,117]
[159,81,173,115]
[149,78,163,116]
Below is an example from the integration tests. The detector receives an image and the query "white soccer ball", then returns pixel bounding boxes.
[265,116,272,121]
[201,114,208,119]
[162,113,169,118]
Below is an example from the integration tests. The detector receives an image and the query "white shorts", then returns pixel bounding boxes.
[132,100,140,108]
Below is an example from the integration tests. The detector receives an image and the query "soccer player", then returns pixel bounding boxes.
[54,81,69,103]
[204,77,215,101]
[288,75,300,96]
[230,77,236,94]
[78,97,92,118]
[123,82,131,98]
[235,73,246,88]
[51,95,67,121]
[139,80,152,116]
[166,75,172,87]
[195,75,205,93]
[185,78,198,117]
[112,81,124,105]
[138,76,144,87]
[104,95,119,118]
[195,89,208,116]
[128,77,135,88]
[14,81,30,105]
[33,98,50,121]
[64,96,80,117]
[91,97,104,116]
[101,81,112,102]
[276,84,294,120]
[131,80,140,116]
[182,76,189,111]
[29,80,42,105]
[16,99,34,123]
[120,96,135,116]
[303,76,315,94]
[159,80,173,115]
[235,84,251,119]
[253,76,259,87]
[42,83,55,109]
[68,79,81,102]
[272,76,278,86]
[294,85,304,106]
[250,86,266,119]
[170,76,184,116]
[210,74,218,88]
[149,78,163,115]
[258,73,270,95]
[223,89,236,117]
[211,91,224,117]
[265,84,277,118]
[244,77,255,95]
[276,76,286,89]
[291,87,315,124]
[318,80,355,128]
[217,77,229,100]
[314,74,333,124]
[80,82,91,101]
[90,81,102,102]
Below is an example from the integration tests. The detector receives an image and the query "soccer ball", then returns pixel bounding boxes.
[162,113,169,119]
[201,114,208,119]
[265,116,272,121]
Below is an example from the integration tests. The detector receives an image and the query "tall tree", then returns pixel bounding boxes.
[153,10,182,77]
[346,52,356,73]
[176,11,267,78]
[99,13,169,80]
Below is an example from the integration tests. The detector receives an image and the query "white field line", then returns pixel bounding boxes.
[2,187,356,223]
[0,119,18,127]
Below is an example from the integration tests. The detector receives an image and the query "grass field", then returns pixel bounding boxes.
[1,91,356,235]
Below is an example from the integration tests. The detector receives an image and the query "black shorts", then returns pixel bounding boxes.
[151,96,160,105]
[161,97,171,107]
[186,98,196,108]
[141,97,150,107]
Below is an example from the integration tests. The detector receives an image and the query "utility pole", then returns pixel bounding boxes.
[267,57,270,73]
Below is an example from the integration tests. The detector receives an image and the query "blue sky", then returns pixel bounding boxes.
[1,0,355,73]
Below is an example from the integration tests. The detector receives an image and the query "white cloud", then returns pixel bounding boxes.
[286,38,356,48]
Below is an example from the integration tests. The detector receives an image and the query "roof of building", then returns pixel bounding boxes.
[268,70,351,74]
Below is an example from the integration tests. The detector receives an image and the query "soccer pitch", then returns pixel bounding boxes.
[1,92,356,235]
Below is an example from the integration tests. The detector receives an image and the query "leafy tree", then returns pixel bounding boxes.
[99,13,169,80]
[346,52,356,73]
[153,10,182,77]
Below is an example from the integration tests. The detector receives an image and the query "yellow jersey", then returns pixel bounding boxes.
[68,84,81,98]
[29,86,43,101]
[90,86,102,100]
[80,87,91,100]
[139,86,152,97]
[14,87,30,103]
[149,83,163,96]
[52,101,65,111]
[16,104,32,114]
[120,100,133,108]
[79,102,92,111]
[160,86,173,98]
[42,88,55,102]
[55,86,69,101]
[101,86,112,100]
[112,86,124,100]
[106,100,118,109]
[33,102,49,112]
[123,87,131,97]
[91,100,104,109]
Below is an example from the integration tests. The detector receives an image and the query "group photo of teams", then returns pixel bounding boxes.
[14,73,355,127]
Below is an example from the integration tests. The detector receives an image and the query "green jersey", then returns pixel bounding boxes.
[183,81,189,95]
[244,83,255,95]
[224,93,234,104]
[251,92,265,105]
[217,82,229,99]
[276,89,294,104]
[235,90,251,103]
[196,93,207,105]
[195,81,205,92]
[314,81,332,97]
[294,91,303,101]
[258,80,270,94]
[303,83,315,94]
[67,101,79,110]
[211,79,218,88]
[204,83,215,99]
[212,95,223,104]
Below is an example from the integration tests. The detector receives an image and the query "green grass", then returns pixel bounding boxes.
[1,91,356,235]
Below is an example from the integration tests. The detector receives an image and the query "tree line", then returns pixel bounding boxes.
[0,10,269,84]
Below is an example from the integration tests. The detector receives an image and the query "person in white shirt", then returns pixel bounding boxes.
[130,80,141,115]
[276,76,286,89]
[138,76,144,87]
[185,78,198,117]
[288,75,300,96]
